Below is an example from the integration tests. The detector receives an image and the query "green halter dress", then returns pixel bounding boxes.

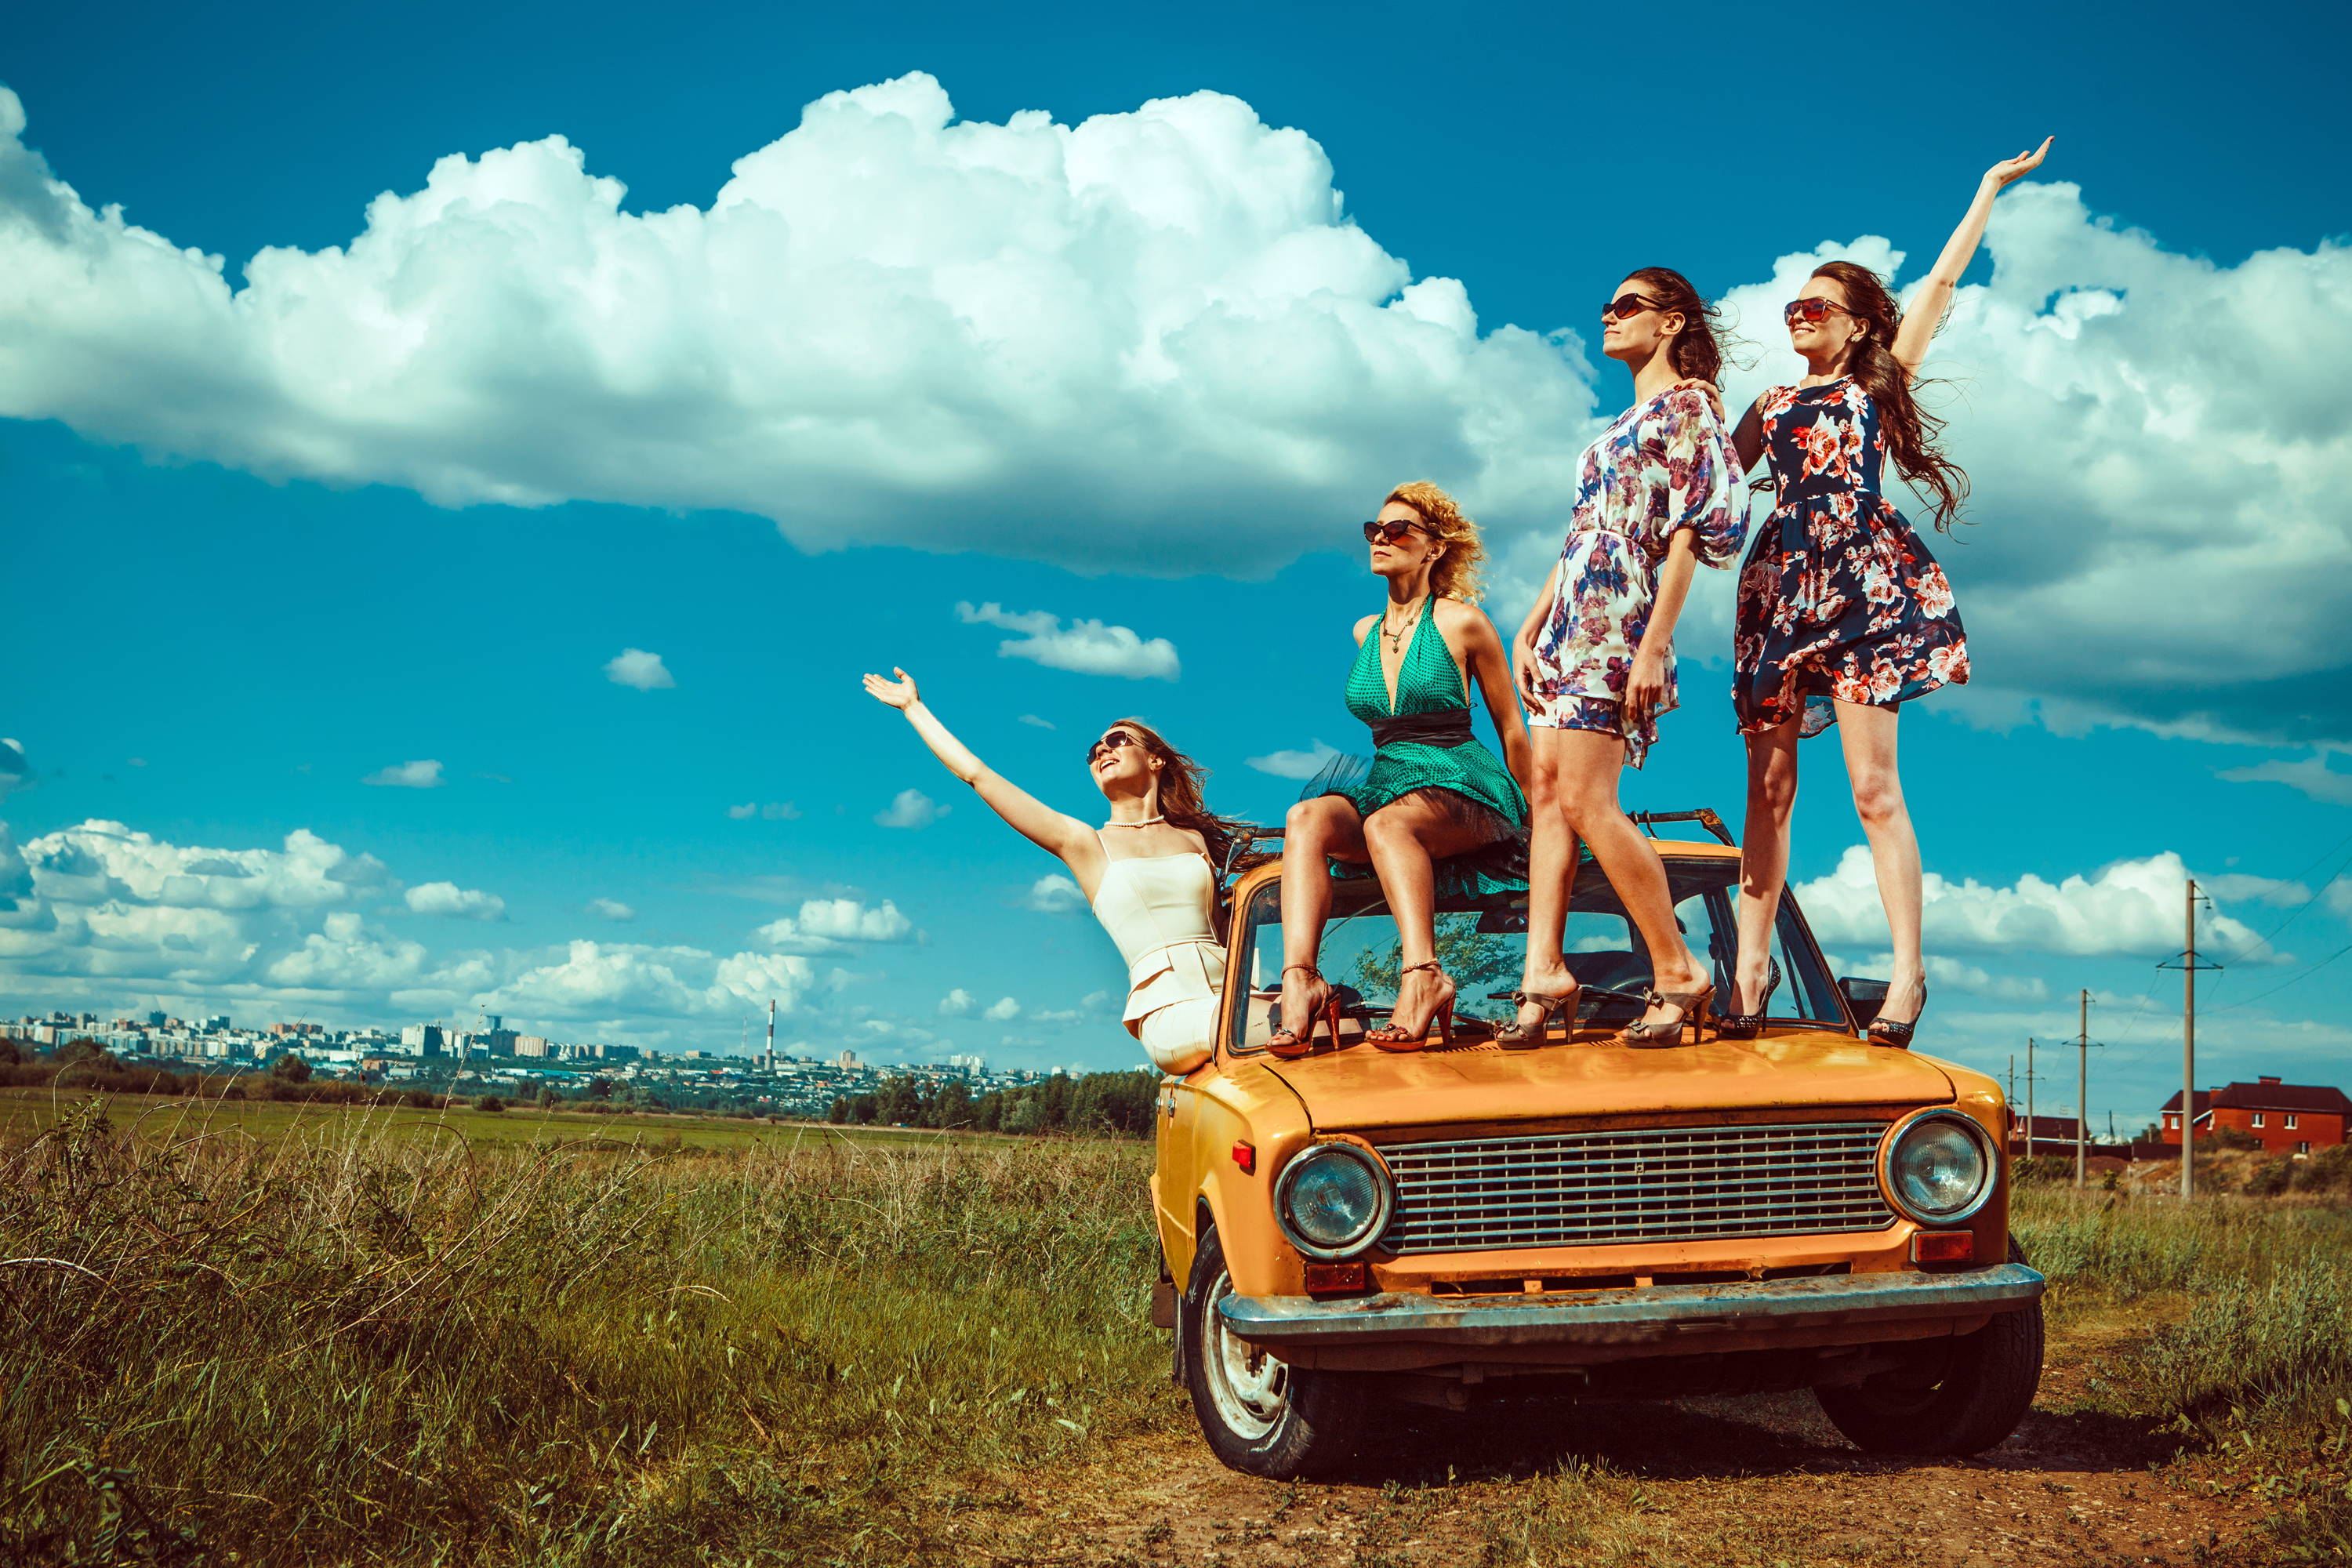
[1312,597,1529,898]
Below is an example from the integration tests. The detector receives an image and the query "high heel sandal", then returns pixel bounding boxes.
[1368,961,1455,1054]
[1867,982,1929,1049]
[1617,982,1715,1049]
[1716,960,1784,1042]
[1265,965,1341,1060]
[1493,985,1581,1051]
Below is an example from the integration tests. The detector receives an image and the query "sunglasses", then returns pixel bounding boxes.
[1362,518,1432,545]
[1087,731,1142,765]
[1600,293,1665,322]
[1784,296,1860,325]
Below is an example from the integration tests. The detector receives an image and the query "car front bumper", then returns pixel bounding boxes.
[1218,1263,2045,1360]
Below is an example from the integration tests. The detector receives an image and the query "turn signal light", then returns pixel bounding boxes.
[1303,1261,1367,1294]
[1911,1231,1973,1264]
[1231,1142,1255,1174]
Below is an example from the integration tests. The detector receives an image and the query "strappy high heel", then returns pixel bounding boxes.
[1867,982,1929,1049]
[1265,965,1341,1059]
[1493,985,1581,1051]
[1715,959,1783,1041]
[1369,961,1455,1053]
[1617,982,1715,1049]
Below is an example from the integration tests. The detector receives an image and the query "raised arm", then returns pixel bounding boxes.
[1892,137,2053,372]
[1731,397,1765,476]
[861,668,1097,868]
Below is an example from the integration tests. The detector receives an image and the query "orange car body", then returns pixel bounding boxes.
[1152,839,2022,1380]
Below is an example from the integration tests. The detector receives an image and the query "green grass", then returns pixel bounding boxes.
[0,1085,967,1152]
[0,1095,1168,1564]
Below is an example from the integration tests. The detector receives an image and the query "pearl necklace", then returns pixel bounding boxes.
[1102,815,1166,829]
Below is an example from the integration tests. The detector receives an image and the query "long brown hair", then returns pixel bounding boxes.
[1108,717,1249,869]
[1623,266,1733,387]
[1383,480,1485,604]
[1809,260,1971,532]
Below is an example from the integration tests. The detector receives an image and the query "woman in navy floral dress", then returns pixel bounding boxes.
[1504,267,1745,1048]
[1722,139,2051,1047]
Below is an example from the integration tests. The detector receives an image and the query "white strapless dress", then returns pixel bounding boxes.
[1091,851,1226,1075]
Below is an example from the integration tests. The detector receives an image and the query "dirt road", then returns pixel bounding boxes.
[967,1325,2262,1566]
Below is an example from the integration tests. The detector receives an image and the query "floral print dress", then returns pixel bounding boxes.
[1525,386,1745,768]
[1731,378,1969,736]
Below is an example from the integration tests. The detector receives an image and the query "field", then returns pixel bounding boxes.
[5,1094,2349,1566]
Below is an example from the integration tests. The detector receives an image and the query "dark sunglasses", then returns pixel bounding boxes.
[1087,730,1142,764]
[1600,292,1664,322]
[1362,518,1431,545]
[1784,296,1860,325]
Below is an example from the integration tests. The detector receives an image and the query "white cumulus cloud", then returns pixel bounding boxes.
[404,880,506,920]
[1246,739,1345,780]
[0,739,27,801]
[2216,756,2352,808]
[938,987,974,1017]
[363,759,443,789]
[874,789,947,829]
[1021,874,1087,914]
[0,77,1593,577]
[757,897,915,953]
[604,648,673,690]
[1795,847,2274,962]
[586,897,637,921]
[956,601,1179,681]
[983,996,1022,1022]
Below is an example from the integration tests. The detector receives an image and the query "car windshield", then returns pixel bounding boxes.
[1228,853,1844,1053]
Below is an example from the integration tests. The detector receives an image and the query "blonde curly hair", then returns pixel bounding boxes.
[1384,481,1486,604]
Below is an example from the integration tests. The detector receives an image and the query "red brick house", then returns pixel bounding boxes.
[2159,1076,2350,1156]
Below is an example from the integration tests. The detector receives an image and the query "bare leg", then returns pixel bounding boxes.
[1276,796,1368,1036]
[1515,735,1583,1030]
[1733,720,1802,1016]
[1546,728,1708,1030]
[1835,701,1924,1025]
[1360,793,1504,1036]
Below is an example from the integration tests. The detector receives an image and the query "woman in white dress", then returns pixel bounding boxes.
[862,668,1243,1074]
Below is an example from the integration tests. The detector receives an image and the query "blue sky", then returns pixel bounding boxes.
[5,0,2350,1129]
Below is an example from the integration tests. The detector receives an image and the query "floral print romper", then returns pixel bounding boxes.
[1732,377,1969,736]
[1524,386,1745,768]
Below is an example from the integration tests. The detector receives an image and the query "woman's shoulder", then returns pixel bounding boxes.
[1351,611,1380,645]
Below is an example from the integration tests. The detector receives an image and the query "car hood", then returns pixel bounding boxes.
[1260,1030,1956,1134]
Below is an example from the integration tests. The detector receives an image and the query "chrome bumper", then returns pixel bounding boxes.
[1218,1263,2045,1351]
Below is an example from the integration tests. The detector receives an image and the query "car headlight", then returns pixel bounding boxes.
[1880,1109,1994,1225]
[1274,1142,1393,1260]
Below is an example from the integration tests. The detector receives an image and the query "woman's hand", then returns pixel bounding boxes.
[862,666,920,710]
[1671,377,1726,423]
[1984,136,2053,191]
[1624,648,1668,729]
[1513,640,1544,713]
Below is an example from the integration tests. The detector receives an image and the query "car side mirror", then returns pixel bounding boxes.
[1838,978,1888,1029]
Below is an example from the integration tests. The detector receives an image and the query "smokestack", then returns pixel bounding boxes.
[765,997,775,1073]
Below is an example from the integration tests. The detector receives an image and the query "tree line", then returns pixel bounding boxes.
[827,1070,1156,1138]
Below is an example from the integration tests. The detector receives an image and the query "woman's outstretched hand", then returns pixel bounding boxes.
[1671,377,1726,422]
[1984,136,2053,191]
[862,666,920,710]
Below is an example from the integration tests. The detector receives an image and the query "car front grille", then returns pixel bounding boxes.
[1380,1120,1893,1254]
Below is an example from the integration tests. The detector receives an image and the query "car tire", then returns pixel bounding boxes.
[1814,1240,2045,1457]
[1181,1223,1367,1479]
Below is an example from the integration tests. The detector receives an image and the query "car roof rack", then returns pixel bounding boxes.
[1631,808,1735,847]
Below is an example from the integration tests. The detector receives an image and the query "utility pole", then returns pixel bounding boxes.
[2076,990,2090,1188]
[2159,879,2222,1200]
[2027,1037,2038,1160]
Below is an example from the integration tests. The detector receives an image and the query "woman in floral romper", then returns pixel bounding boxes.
[1504,267,1746,1047]
[1722,139,2052,1047]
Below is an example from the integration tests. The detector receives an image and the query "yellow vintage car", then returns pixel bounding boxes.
[1152,811,2042,1479]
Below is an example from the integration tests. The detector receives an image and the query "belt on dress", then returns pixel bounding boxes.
[1371,710,1474,749]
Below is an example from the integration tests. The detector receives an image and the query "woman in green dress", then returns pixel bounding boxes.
[1268,481,1532,1057]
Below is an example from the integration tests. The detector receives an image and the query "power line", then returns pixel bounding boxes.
[2209,931,2352,1014]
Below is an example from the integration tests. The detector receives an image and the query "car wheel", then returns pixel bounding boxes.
[1815,1241,2045,1457]
[1181,1223,1367,1479]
